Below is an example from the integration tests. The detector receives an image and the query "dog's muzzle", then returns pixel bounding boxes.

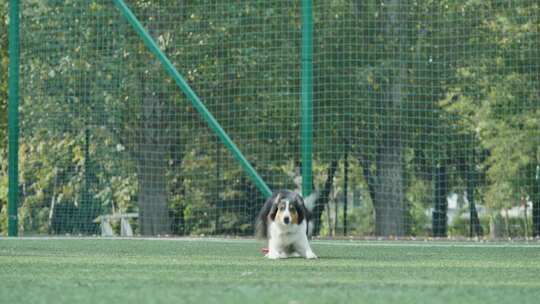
[283,217,290,225]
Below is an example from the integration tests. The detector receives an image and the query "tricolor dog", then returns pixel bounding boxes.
[256,190,318,259]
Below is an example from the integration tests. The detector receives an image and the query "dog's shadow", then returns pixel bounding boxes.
[266,255,363,261]
[314,256,364,260]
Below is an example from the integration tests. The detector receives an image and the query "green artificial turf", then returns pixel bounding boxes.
[0,239,539,304]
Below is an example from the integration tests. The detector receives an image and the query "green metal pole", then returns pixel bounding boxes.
[112,0,272,198]
[343,150,348,235]
[301,0,314,197]
[8,0,20,236]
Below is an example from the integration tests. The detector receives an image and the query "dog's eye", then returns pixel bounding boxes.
[289,206,296,213]
[279,206,285,211]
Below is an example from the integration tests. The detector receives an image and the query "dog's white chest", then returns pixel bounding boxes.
[268,221,304,245]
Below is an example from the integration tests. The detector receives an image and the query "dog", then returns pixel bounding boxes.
[256,190,318,259]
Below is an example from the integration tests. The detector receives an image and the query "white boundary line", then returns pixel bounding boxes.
[1,237,540,248]
[312,240,540,248]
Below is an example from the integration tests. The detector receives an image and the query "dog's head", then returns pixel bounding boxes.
[256,190,310,239]
[268,190,306,226]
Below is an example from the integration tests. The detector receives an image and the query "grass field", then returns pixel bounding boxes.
[1,238,540,304]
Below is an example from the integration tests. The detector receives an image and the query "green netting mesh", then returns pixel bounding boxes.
[3,0,539,237]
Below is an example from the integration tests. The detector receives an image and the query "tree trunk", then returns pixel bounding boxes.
[136,69,171,236]
[371,0,407,237]
[374,138,405,236]
[533,198,540,237]
[432,164,448,237]
[311,160,338,235]
[533,163,540,237]
[79,128,99,234]
[466,174,483,237]
[138,159,170,236]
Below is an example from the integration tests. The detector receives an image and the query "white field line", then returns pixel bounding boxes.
[312,240,540,248]
[1,236,540,248]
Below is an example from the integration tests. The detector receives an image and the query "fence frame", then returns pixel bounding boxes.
[8,0,20,237]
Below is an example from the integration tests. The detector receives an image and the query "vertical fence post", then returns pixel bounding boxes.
[301,0,313,198]
[535,164,540,237]
[467,169,475,237]
[343,150,348,235]
[8,0,20,237]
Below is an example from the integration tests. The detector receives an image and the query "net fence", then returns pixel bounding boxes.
[1,0,538,237]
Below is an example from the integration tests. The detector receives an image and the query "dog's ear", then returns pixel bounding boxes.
[294,193,307,224]
[268,192,282,221]
[268,203,278,221]
[274,192,282,205]
[256,192,281,239]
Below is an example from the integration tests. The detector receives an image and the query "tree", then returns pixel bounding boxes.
[15,0,305,235]
[442,0,540,236]
[10,0,539,239]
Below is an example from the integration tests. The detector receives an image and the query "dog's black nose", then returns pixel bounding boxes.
[284,217,290,224]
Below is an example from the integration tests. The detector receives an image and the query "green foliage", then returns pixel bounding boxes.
[449,212,533,239]
[3,0,539,237]
[442,0,540,211]
[449,214,491,238]
[406,178,432,236]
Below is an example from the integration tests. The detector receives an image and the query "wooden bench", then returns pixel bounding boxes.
[93,213,138,237]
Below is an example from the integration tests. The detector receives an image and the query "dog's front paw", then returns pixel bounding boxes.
[266,251,284,259]
[290,252,301,258]
[305,251,318,259]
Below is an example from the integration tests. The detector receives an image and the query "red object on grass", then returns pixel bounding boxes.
[261,247,269,254]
